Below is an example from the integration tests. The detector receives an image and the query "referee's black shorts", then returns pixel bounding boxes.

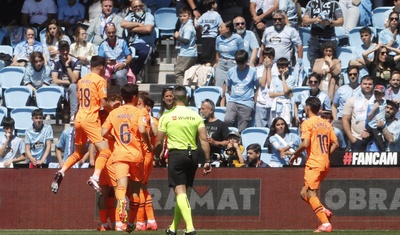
[168,149,198,188]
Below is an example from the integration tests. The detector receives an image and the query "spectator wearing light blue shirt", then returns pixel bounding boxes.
[25,109,54,167]
[264,117,302,167]
[349,26,376,80]
[215,20,244,88]
[12,27,43,67]
[233,16,259,67]
[121,0,156,83]
[23,52,52,92]
[98,22,133,88]
[224,50,267,132]
[294,73,331,125]
[332,66,361,121]
[174,8,197,85]
[379,11,400,56]
[196,0,222,65]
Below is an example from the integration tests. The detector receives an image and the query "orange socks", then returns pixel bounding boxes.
[94,148,112,172]
[309,196,329,224]
[63,152,82,170]
[136,189,146,223]
[144,189,156,220]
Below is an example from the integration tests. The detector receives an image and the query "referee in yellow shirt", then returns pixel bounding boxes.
[155,85,211,235]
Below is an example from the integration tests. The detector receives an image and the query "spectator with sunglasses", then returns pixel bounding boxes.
[259,10,302,68]
[332,65,360,131]
[233,16,259,67]
[362,44,400,87]
[121,0,156,84]
[294,73,331,125]
[98,22,134,88]
[379,11,400,52]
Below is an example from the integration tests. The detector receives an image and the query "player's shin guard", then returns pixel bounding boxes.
[63,152,82,170]
[115,185,126,201]
[176,193,194,231]
[136,189,146,223]
[144,189,156,220]
[94,148,112,172]
[128,194,140,224]
[309,196,329,224]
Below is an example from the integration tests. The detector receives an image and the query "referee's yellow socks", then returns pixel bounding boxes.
[176,193,194,232]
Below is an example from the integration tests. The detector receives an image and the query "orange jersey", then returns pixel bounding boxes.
[151,117,158,147]
[300,116,337,169]
[76,72,107,123]
[139,107,151,152]
[102,105,146,162]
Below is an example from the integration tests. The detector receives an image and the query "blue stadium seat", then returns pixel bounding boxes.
[241,127,270,151]
[0,61,5,70]
[35,86,63,118]
[228,126,239,133]
[4,86,32,110]
[337,46,354,71]
[154,8,177,38]
[260,147,272,165]
[335,26,348,45]
[193,86,223,108]
[372,7,392,31]
[154,7,177,63]
[80,66,90,77]
[152,105,161,118]
[0,66,25,90]
[214,107,226,122]
[11,106,37,136]
[0,106,8,127]
[0,45,13,56]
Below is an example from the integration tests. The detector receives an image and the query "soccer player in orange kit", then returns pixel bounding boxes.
[51,55,113,194]
[289,97,339,233]
[102,84,153,232]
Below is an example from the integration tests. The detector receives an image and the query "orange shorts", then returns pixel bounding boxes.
[143,152,154,184]
[99,155,117,187]
[114,161,144,182]
[74,120,103,145]
[304,165,329,190]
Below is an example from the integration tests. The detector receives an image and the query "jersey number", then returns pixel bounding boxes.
[317,134,329,154]
[203,24,210,35]
[119,123,131,144]
[79,88,90,107]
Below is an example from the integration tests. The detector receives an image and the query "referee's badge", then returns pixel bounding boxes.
[142,116,147,123]
[103,88,107,94]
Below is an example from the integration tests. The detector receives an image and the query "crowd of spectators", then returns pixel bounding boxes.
[2,0,400,168]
